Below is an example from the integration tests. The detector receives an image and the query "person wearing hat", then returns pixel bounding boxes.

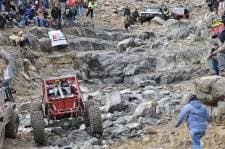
[175,93,211,149]
[208,30,225,76]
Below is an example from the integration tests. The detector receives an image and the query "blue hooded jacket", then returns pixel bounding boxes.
[175,99,211,132]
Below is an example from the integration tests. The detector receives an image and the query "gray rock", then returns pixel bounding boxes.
[68,37,115,51]
[51,127,67,136]
[18,102,30,113]
[114,116,132,125]
[111,125,129,136]
[117,38,136,51]
[138,80,157,87]
[67,130,89,144]
[194,76,225,105]
[137,32,155,40]
[38,37,52,52]
[167,25,193,40]
[102,92,127,113]
[101,113,113,121]
[133,100,156,118]
[20,114,31,127]
[151,16,165,25]
[88,137,101,145]
[143,90,157,99]
[126,123,141,130]
[103,120,113,129]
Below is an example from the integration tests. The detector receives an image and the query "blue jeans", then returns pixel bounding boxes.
[190,130,205,149]
[43,0,49,8]
[78,5,83,16]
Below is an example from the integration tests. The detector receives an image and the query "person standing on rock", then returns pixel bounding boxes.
[51,3,61,29]
[175,94,211,149]
[86,0,96,19]
[208,41,220,75]
[124,6,130,17]
[132,8,140,23]
[208,30,225,76]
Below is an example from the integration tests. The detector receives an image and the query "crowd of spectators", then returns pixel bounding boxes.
[0,0,96,29]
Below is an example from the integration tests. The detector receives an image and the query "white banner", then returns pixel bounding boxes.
[48,30,68,47]
[170,8,185,15]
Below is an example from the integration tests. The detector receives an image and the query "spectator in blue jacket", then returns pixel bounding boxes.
[175,94,211,149]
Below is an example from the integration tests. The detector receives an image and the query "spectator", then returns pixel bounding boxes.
[0,13,6,29]
[5,11,15,28]
[34,8,46,27]
[51,3,61,29]
[208,30,225,76]
[71,5,77,21]
[65,6,73,24]
[208,41,220,75]
[78,0,84,16]
[15,12,26,28]
[124,6,130,17]
[86,0,96,19]
[74,0,80,16]
[132,8,139,23]
[175,93,211,149]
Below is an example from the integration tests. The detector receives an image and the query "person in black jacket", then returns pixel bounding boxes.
[51,3,61,29]
[124,6,130,17]
[132,8,140,23]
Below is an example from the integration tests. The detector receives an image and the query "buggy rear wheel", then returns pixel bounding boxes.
[31,111,45,145]
[88,105,103,135]
[0,122,5,148]
[84,100,94,120]
[30,101,42,112]
[5,111,19,139]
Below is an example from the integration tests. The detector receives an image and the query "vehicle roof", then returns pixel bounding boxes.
[43,75,76,81]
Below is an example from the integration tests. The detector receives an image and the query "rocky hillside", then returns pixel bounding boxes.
[1,0,225,149]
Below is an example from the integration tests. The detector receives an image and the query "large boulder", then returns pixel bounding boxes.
[101,92,127,113]
[133,100,156,118]
[38,37,52,52]
[117,38,136,51]
[194,76,225,105]
[76,51,157,81]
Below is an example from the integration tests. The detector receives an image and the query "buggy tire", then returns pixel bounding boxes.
[30,101,42,112]
[84,100,94,120]
[0,122,5,148]
[31,111,45,145]
[88,105,103,135]
[5,111,19,139]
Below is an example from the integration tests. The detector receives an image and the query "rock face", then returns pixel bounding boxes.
[69,37,116,51]
[194,76,225,105]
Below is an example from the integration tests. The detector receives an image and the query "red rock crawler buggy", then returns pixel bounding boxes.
[30,76,103,145]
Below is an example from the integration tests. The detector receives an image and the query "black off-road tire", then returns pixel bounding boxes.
[84,100,95,120]
[0,122,5,148]
[31,111,45,145]
[5,111,19,139]
[30,101,42,112]
[88,105,103,135]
